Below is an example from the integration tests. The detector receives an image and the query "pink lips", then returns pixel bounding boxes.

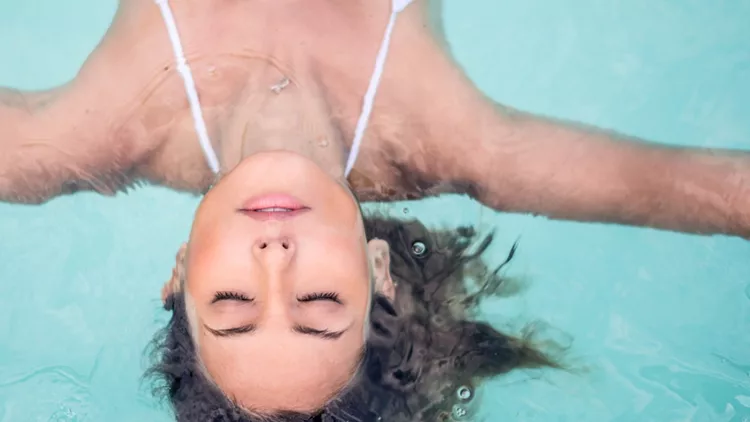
[243,194,306,211]
[240,194,310,221]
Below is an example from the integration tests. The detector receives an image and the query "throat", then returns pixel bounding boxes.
[219,76,349,181]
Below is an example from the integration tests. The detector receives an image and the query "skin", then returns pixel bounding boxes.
[0,0,748,238]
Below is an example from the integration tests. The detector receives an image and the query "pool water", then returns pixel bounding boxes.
[1,0,749,421]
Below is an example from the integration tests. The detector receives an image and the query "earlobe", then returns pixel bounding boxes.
[367,238,396,300]
[161,243,188,305]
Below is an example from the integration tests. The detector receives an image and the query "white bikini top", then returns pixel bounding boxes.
[153,0,414,177]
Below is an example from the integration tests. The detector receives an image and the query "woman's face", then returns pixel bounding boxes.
[183,151,379,412]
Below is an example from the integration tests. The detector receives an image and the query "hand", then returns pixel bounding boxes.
[732,174,750,239]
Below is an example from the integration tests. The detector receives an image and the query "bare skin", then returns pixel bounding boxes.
[1,0,749,238]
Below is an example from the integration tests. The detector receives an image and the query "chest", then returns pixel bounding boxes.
[128,0,440,199]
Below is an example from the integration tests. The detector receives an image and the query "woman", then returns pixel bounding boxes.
[150,215,561,421]
[0,0,748,238]
[0,0,747,418]
[1,0,746,417]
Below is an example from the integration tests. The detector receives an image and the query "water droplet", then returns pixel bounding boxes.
[270,77,290,94]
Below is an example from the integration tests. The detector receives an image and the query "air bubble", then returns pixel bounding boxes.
[456,385,472,401]
[451,404,468,420]
[411,241,427,256]
[47,407,78,422]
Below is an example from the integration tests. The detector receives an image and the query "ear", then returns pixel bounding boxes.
[161,243,188,305]
[367,238,396,300]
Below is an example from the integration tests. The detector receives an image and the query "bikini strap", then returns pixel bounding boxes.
[344,0,414,177]
[154,0,414,177]
[154,0,221,174]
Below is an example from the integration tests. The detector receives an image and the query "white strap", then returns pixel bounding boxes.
[344,0,414,177]
[154,0,412,177]
[154,0,221,174]
[392,0,413,13]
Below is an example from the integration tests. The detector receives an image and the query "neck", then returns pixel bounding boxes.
[216,68,350,183]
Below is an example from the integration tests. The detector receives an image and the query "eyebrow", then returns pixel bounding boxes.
[204,324,347,340]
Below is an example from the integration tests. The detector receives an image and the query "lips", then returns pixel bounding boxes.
[240,194,310,221]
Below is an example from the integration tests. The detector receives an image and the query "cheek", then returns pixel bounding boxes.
[187,229,250,292]
[314,232,370,278]
[298,231,371,300]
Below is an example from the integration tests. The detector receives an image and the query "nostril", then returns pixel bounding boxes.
[259,242,268,249]
[282,241,289,250]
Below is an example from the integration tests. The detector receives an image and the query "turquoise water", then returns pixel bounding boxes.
[1,0,749,420]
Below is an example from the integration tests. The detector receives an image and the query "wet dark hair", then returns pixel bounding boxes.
[145,217,561,421]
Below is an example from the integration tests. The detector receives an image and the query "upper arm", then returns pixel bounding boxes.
[0,4,161,204]
[0,87,104,203]
[392,48,749,237]
[378,6,749,238]
[448,104,750,238]
[0,71,149,204]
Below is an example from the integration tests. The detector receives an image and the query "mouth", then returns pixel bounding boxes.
[239,208,310,221]
[239,194,310,221]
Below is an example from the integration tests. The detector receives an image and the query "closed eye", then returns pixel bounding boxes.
[297,292,342,304]
[212,291,253,304]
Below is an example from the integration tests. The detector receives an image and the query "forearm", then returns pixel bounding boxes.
[466,108,750,238]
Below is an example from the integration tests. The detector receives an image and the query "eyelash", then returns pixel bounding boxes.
[298,292,341,303]
[213,291,252,302]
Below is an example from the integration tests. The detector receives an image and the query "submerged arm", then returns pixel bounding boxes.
[395,41,749,238]
[0,3,162,204]
[0,87,68,204]
[453,103,750,238]
[0,83,140,204]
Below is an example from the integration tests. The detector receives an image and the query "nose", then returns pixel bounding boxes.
[253,237,295,322]
[252,237,295,268]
